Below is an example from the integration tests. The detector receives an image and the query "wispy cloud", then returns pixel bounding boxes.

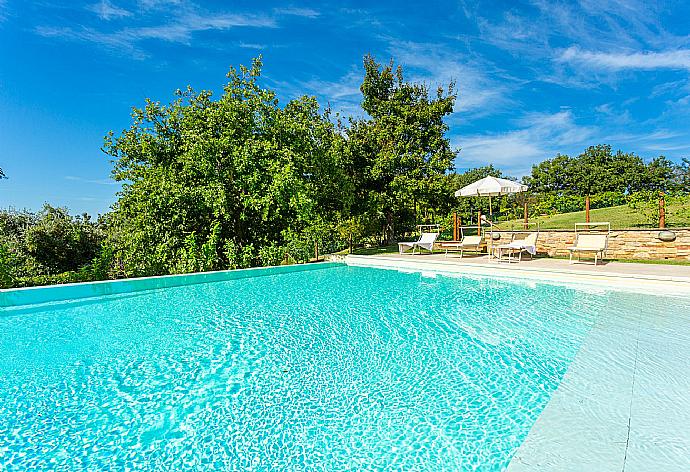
[274,7,320,19]
[239,42,266,50]
[86,0,131,21]
[0,0,7,22]
[269,67,364,117]
[475,0,690,89]
[385,40,515,116]
[35,5,277,58]
[65,175,119,186]
[558,47,690,71]
[457,107,690,175]
[36,25,144,57]
[604,129,690,154]
[456,111,596,175]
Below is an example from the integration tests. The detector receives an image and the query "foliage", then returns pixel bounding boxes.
[524,145,681,195]
[531,191,627,215]
[23,205,104,274]
[0,242,18,288]
[345,55,457,242]
[104,57,351,277]
[0,206,113,288]
[626,191,690,227]
[678,158,690,190]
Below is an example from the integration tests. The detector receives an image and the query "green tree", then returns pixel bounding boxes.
[24,204,103,274]
[104,57,350,276]
[644,156,681,192]
[524,145,677,195]
[677,158,690,190]
[346,55,457,242]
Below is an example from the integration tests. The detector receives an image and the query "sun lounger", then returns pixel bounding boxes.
[398,232,439,254]
[437,235,483,258]
[568,233,608,265]
[494,232,538,262]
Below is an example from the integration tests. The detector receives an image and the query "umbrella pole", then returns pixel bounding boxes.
[489,195,492,217]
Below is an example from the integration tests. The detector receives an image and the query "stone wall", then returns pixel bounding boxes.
[491,228,690,261]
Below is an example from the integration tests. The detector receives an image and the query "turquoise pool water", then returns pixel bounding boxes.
[0,264,670,470]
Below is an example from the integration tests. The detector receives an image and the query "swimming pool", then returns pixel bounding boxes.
[1,263,687,470]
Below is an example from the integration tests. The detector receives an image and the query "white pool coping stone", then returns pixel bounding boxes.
[0,262,342,309]
[344,254,690,296]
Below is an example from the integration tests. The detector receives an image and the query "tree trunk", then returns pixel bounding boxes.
[585,195,590,223]
[385,211,394,244]
[659,192,666,229]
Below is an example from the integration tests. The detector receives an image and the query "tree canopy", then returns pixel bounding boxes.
[523,144,680,195]
[346,55,457,242]
[104,58,351,276]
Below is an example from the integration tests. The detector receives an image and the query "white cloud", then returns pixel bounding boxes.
[456,111,596,175]
[270,68,364,118]
[456,108,690,175]
[274,7,320,18]
[65,175,119,186]
[35,9,276,57]
[558,47,690,71]
[118,13,275,43]
[239,42,266,50]
[385,40,514,115]
[87,0,132,21]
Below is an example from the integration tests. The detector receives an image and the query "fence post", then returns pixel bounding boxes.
[659,192,666,229]
[585,195,590,223]
[523,201,528,230]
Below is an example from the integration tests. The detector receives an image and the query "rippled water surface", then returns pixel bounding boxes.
[1,265,679,470]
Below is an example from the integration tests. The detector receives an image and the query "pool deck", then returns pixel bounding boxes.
[343,253,690,295]
[344,254,690,471]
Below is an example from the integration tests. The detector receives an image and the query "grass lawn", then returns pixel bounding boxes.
[335,244,399,256]
[499,202,690,230]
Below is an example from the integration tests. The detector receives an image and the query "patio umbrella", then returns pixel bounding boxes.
[454,176,528,216]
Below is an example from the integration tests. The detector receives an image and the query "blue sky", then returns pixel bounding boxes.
[1,0,690,216]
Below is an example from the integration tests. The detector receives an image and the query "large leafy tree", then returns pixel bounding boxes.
[524,145,679,195]
[0,205,103,283]
[24,205,103,274]
[104,58,350,276]
[346,55,457,242]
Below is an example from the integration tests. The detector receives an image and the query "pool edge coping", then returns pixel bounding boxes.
[345,255,690,295]
[0,261,344,309]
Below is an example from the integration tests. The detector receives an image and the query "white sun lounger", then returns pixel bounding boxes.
[437,235,484,258]
[398,232,439,254]
[494,232,538,262]
[568,233,608,265]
